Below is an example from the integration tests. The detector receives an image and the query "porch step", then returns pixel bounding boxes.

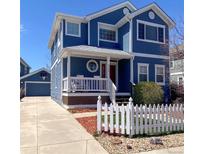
[115,95,130,103]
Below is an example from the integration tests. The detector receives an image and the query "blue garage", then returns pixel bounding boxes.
[20,68,51,96]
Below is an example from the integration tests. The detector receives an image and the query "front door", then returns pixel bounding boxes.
[101,63,116,84]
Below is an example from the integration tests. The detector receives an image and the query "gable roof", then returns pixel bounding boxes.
[20,67,50,80]
[130,3,175,28]
[85,1,137,20]
[20,57,31,69]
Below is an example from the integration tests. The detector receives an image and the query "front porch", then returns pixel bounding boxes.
[60,45,133,105]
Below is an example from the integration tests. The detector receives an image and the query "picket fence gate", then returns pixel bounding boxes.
[97,96,184,137]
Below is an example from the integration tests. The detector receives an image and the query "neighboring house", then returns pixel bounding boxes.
[20,68,51,96]
[48,1,175,107]
[170,44,184,85]
[20,57,31,77]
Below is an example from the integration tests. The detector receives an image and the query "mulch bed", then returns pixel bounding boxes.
[68,108,97,114]
[75,116,183,154]
[76,116,97,135]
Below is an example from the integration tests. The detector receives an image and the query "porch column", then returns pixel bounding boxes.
[106,56,110,90]
[67,54,71,92]
[130,57,134,83]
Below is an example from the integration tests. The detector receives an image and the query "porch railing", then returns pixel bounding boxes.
[109,79,117,104]
[63,76,109,92]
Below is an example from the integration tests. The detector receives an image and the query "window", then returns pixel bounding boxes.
[138,63,149,82]
[137,20,165,44]
[155,65,165,85]
[99,23,117,42]
[178,77,183,85]
[66,21,80,37]
[87,60,98,73]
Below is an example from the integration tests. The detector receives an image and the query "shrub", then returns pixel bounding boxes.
[133,82,163,105]
[170,83,184,104]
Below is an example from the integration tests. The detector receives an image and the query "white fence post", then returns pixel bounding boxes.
[144,104,148,134]
[136,104,139,135]
[97,96,102,133]
[173,104,176,131]
[129,98,134,137]
[104,102,108,132]
[110,103,114,134]
[161,104,165,133]
[115,104,119,134]
[153,104,156,133]
[121,104,125,134]
[149,104,152,134]
[157,104,161,133]
[165,104,169,132]
[140,104,143,134]
[126,103,130,135]
[176,104,180,131]
[169,104,172,132]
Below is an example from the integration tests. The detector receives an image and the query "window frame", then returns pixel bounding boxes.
[138,63,149,83]
[86,60,99,73]
[98,22,118,43]
[65,21,81,37]
[155,64,165,85]
[137,20,165,44]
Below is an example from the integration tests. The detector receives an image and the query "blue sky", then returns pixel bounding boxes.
[20,0,184,71]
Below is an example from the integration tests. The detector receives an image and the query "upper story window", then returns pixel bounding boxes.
[66,21,81,37]
[137,20,165,44]
[170,61,174,69]
[155,64,165,85]
[98,23,117,43]
[138,63,149,82]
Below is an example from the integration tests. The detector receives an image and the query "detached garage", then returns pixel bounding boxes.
[20,68,51,96]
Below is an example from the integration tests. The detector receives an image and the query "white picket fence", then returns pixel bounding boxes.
[97,96,184,137]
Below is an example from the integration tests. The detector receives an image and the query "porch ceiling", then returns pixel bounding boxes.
[60,45,133,59]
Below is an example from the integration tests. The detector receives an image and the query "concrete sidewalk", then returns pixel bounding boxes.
[20,97,108,154]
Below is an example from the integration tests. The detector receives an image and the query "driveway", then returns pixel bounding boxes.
[20,97,108,154]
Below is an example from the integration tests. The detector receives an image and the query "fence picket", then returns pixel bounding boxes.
[104,102,108,132]
[130,98,135,136]
[121,104,125,134]
[157,104,161,133]
[161,104,165,133]
[176,104,180,131]
[136,105,139,134]
[173,104,176,131]
[165,104,169,132]
[115,104,119,134]
[144,105,148,134]
[181,104,184,131]
[140,105,143,134]
[169,104,172,132]
[153,104,156,133]
[149,104,152,134]
[97,96,102,133]
[126,103,130,135]
[110,103,114,133]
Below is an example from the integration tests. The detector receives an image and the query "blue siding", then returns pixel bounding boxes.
[132,9,169,56]
[133,56,170,102]
[90,7,131,49]
[118,22,130,51]
[63,20,88,47]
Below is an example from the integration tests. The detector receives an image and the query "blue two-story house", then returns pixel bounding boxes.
[48,1,175,107]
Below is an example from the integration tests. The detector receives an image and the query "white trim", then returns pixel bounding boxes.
[116,92,130,96]
[155,64,165,85]
[20,68,50,80]
[63,92,109,97]
[137,20,165,44]
[88,21,90,45]
[51,58,59,70]
[98,22,118,43]
[138,63,149,83]
[25,81,51,84]
[133,53,169,60]
[86,60,99,73]
[170,72,184,76]
[130,3,175,28]
[130,57,134,82]
[60,59,63,102]
[65,21,81,37]
[85,1,137,20]
[100,61,118,87]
